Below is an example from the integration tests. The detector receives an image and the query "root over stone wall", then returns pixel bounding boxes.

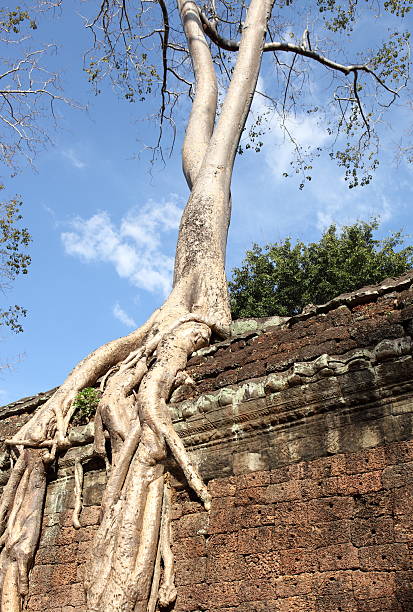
[1,272,413,611]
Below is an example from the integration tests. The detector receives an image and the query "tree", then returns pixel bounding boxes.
[0,2,75,335]
[229,220,413,319]
[0,2,411,611]
[0,191,31,333]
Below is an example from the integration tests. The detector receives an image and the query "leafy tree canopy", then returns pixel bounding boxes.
[0,189,31,332]
[229,219,413,319]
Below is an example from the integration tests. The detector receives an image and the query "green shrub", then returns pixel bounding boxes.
[71,387,101,426]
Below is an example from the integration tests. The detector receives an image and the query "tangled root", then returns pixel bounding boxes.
[0,305,223,611]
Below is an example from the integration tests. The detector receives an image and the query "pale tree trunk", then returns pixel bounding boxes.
[0,1,274,610]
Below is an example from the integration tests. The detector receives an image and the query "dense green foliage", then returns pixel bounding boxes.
[0,191,31,333]
[229,220,413,319]
[71,387,102,426]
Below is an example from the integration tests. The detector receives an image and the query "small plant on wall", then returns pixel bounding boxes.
[71,387,101,426]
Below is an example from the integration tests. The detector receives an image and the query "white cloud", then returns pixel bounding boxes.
[62,148,86,169]
[113,303,137,328]
[61,198,182,295]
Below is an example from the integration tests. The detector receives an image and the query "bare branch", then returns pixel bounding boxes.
[200,11,401,98]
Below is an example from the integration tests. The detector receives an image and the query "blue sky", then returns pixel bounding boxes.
[1,1,412,404]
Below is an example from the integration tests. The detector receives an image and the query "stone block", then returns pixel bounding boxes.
[267,480,302,502]
[275,572,314,597]
[313,520,352,549]
[344,447,387,474]
[307,497,354,522]
[279,548,318,574]
[174,583,209,611]
[317,543,359,571]
[173,511,209,539]
[175,556,207,586]
[352,570,396,599]
[335,471,382,495]
[172,535,206,560]
[382,462,413,489]
[351,517,394,547]
[359,543,410,570]
[394,514,413,542]
[353,490,393,518]
[206,552,246,583]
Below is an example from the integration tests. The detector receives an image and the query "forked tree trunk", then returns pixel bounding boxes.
[0,1,274,610]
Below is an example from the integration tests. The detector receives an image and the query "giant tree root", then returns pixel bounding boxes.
[0,303,221,612]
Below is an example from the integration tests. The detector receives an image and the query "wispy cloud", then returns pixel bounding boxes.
[113,302,137,328]
[61,198,182,295]
[243,75,397,234]
[62,148,86,169]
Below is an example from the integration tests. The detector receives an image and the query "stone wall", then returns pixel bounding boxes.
[1,272,413,611]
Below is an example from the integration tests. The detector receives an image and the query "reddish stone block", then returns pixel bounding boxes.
[236,487,269,505]
[243,551,280,581]
[54,527,78,547]
[307,497,354,522]
[315,594,357,611]
[274,500,310,524]
[237,601,278,612]
[272,524,315,550]
[313,570,353,596]
[236,526,275,555]
[393,484,413,515]
[212,495,236,510]
[275,572,314,597]
[208,506,242,534]
[240,503,277,528]
[39,583,86,608]
[355,597,403,611]
[206,552,246,583]
[300,477,338,500]
[394,569,413,605]
[79,505,101,527]
[208,580,241,608]
[385,440,413,465]
[267,480,302,503]
[35,543,79,565]
[28,564,53,596]
[173,511,209,539]
[76,525,98,542]
[239,577,276,602]
[352,570,396,599]
[208,477,237,498]
[206,531,239,555]
[270,462,305,484]
[171,502,183,520]
[174,583,209,611]
[351,516,394,547]
[353,490,393,518]
[335,472,382,496]
[382,462,413,489]
[172,536,206,559]
[234,470,271,489]
[344,447,387,474]
[50,563,78,588]
[394,514,413,542]
[279,547,318,574]
[175,556,207,586]
[313,520,352,549]
[358,543,410,570]
[317,543,359,571]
